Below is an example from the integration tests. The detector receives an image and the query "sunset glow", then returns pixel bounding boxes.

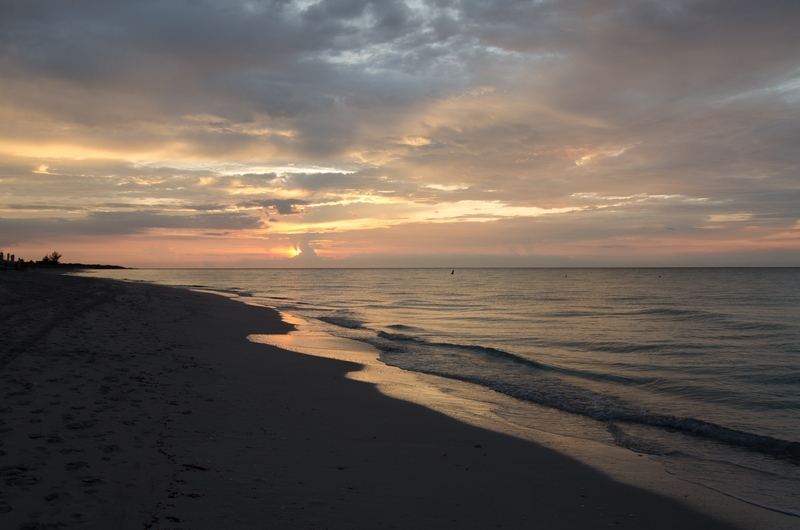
[1,1,798,267]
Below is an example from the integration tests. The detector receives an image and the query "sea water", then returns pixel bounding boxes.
[76,268,800,515]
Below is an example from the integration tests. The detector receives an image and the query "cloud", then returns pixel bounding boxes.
[0,211,264,245]
[6,204,84,211]
[1,1,799,265]
[238,198,312,215]
[290,235,322,263]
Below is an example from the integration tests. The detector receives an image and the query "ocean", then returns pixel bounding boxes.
[76,267,800,516]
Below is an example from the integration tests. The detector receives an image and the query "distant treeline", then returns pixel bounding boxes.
[31,262,129,269]
[2,250,128,270]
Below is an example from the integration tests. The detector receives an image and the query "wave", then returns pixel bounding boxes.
[377,331,416,341]
[298,296,800,465]
[375,331,552,370]
[628,308,791,332]
[393,363,800,462]
[190,285,253,297]
[534,306,727,321]
[527,337,725,354]
[727,321,791,332]
[632,307,718,318]
[318,315,364,329]
[386,324,424,331]
[540,311,597,318]
[606,422,664,455]
[369,330,800,462]
[376,332,652,386]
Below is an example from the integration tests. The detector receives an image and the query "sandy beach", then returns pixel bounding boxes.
[0,272,795,529]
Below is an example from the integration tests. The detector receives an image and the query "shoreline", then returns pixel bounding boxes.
[250,308,800,528]
[0,272,794,529]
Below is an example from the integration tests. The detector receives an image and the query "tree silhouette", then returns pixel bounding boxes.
[42,251,62,264]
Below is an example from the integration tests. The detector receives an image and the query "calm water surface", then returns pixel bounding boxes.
[78,268,800,515]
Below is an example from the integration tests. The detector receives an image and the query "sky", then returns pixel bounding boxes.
[1,0,799,267]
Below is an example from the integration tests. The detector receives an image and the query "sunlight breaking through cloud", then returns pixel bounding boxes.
[1,0,798,266]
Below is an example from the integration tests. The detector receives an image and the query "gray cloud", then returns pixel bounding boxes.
[3,2,798,115]
[1,1,799,263]
[4,1,799,166]
[6,204,84,211]
[281,171,402,194]
[0,211,264,245]
[239,198,312,215]
[85,211,264,231]
[235,173,278,185]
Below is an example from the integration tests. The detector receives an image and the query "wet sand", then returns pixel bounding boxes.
[0,272,793,529]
